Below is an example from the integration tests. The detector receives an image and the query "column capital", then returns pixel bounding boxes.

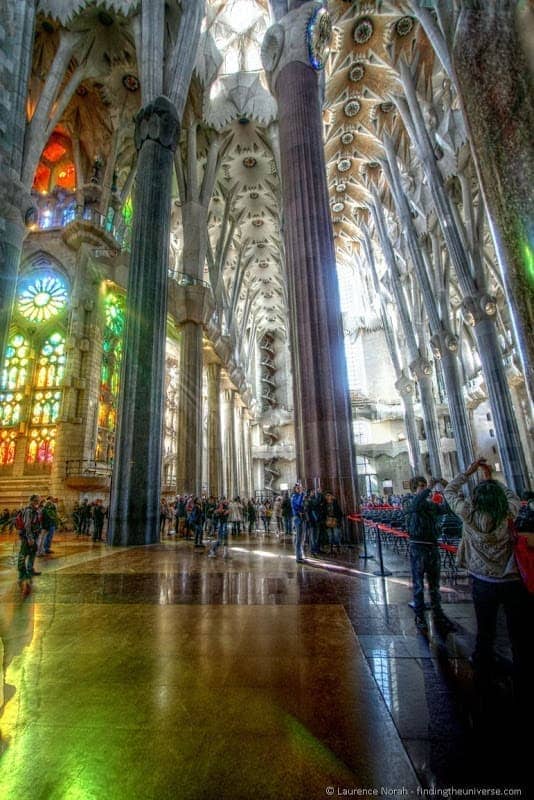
[461,294,498,326]
[394,373,416,398]
[261,1,331,94]
[430,331,459,358]
[409,357,433,380]
[134,96,179,152]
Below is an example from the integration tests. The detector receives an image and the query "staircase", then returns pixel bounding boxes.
[0,477,52,511]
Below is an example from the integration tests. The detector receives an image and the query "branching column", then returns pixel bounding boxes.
[398,63,530,492]
[413,2,534,403]
[262,2,358,513]
[109,99,178,545]
[369,200,444,478]
[382,138,474,472]
[175,320,203,495]
[361,236,423,475]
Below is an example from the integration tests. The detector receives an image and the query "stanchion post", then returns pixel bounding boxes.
[373,525,392,577]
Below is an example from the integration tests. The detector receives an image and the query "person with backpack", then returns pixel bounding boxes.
[17,494,42,592]
[403,476,455,634]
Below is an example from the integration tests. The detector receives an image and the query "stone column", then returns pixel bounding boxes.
[108,98,178,545]
[175,320,203,495]
[451,4,534,406]
[262,2,358,514]
[222,389,237,499]
[206,361,222,497]
[240,409,252,499]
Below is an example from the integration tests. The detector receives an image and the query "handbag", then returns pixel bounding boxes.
[325,516,337,529]
[509,518,534,594]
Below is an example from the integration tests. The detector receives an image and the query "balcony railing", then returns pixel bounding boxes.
[168,270,211,289]
[65,459,112,478]
[30,190,131,250]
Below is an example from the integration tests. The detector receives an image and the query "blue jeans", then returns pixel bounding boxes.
[211,521,228,552]
[44,526,55,552]
[308,524,319,554]
[409,542,442,615]
[283,516,292,536]
[293,516,304,561]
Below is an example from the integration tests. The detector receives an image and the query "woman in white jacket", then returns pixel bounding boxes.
[444,459,531,685]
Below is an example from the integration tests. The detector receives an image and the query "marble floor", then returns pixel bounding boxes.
[0,530,530,800]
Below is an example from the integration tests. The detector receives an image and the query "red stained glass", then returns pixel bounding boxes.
[42,139,67,163]
[33,163,51,193]
[55,162,76,189]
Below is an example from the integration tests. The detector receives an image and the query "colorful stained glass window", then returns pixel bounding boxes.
[17,273,68,323]
[96,290,125,462]
[0,392,24,427]
[30,390,62,425]
[26,426,55,464]
[1,333,32,391]
[0,430,17,466]
[36,333,66,387]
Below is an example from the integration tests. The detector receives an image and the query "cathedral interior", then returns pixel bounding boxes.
[0,1,533,797]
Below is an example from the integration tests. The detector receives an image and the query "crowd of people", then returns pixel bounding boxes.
[158,487,346,562]
[5,471,532,691]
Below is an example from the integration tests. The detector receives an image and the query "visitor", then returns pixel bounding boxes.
[444,458,531,688]
[403,476,455,634]
[324,491,343,555]
[291,483,305,563]
[18,494,41,593]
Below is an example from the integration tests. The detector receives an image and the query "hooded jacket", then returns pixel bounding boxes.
[444,473,521,580]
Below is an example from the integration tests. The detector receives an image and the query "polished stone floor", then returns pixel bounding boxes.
[0,530,530,799]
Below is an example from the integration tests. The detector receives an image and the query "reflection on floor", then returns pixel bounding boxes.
[0,531,529,799]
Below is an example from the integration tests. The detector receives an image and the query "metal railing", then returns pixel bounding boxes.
[65,459,112,478]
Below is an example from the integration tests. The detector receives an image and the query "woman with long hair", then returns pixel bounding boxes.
[444,459,531,690]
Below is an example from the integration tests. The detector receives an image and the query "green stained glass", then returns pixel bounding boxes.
[122,195,133,225]
[17,273,68,323]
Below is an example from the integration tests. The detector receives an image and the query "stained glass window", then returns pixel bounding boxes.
[17,273,68,323]
[26,427,55,464]
[1,268,68,470]
[96,290,125,462]
[0,430,17,466]
[36,333,66,388]
[1,333,32,391]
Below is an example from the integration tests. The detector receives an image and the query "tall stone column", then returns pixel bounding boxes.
[108,98,178,545]
[175,320,203,495]
[240,409,252,499]
[451,5,534,406]
[206,361,222,497]
[222,389,237,499]
[0,1,36,358]
[262,2,358,513]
